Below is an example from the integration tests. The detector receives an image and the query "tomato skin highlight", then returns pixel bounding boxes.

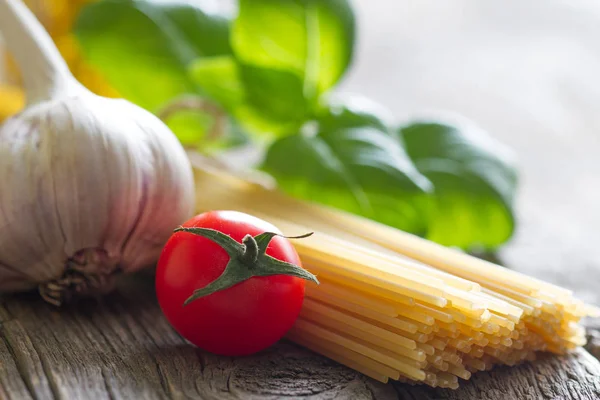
[156,210,306,356]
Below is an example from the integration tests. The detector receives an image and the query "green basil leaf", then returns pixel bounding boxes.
[263,125,432,234]
[310,0,356,94]
[158,2,231,58]
[188,56,245,110]
[75,0,232,111]
[232,0,355,124]
[233,104,305,140]
[233,0,354,92]
[189,58,305,138]
[165,112,212,147]
[239,65,308,123]
[318,94,394,133]
[165,109,249,153]
[400,120,517,249]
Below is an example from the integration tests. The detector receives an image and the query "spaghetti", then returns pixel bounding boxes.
[192,164,599,388]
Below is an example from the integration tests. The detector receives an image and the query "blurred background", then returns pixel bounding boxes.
[2,0,599,303]
[342,0,600,303]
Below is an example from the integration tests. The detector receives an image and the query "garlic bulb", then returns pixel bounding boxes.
[0,0,195,305]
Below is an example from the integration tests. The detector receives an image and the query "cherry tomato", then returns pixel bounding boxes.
[156,210,314,356]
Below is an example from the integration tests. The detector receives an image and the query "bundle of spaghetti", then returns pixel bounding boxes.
[192,163,599,388]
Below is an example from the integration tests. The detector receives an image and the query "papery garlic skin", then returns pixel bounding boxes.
[0,93,195,303]
[0,0,195,304]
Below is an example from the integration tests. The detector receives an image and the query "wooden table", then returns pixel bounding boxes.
[0,272,599,400]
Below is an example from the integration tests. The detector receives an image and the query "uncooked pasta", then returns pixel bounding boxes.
[192,161,599,388]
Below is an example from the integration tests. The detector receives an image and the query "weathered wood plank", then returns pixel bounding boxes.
[1,318,54,399]
[395,349,600,400]
[586,318,600,361]
[0,333,33,400]
[0,301,32,399]
[1,274,599,400]
[4,297,113,400]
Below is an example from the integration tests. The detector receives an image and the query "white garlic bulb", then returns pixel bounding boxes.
[0,0,195,304]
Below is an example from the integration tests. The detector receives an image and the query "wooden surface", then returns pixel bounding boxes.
[3,1,600,399]
[1,275,599,400]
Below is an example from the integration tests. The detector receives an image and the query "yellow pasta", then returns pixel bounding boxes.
[301,299,417,350]
[413,303,454,324]
[293,318,426,374]
[192,165,597,389]
[286,330,399,382]
[305,280,399,317]
[304,259,449,307]
[309,270,416,307]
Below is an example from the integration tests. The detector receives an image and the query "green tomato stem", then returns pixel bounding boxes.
[240,234,259,266]
[173,227,319,306]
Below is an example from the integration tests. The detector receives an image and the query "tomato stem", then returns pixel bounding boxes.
[173,227,319,306]
[241,234,259,266]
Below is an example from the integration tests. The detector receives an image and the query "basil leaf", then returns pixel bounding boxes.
[188,56,245,110]
[232,0,355,125]
[158,2,231,58]
[166,112,212,147]
[233,0,354,92]
[263,123,432,234]
[240,65,308,124]
[75,0,232,111]
[233,104,305,140]
[189,58,305,138]
[318,94,394,133]
[400,120,517,249]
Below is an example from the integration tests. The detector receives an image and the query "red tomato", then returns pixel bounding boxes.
[156,210,309,356]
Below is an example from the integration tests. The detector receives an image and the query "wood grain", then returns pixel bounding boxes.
[1,274,599,400]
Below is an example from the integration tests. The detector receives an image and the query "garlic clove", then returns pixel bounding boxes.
[0,110,68,286]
